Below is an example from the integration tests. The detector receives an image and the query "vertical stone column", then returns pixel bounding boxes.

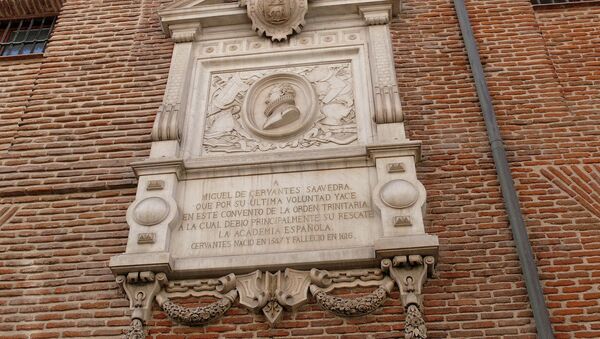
[110,24,199,274]
[360,5,405,142]
[150,23,201,158]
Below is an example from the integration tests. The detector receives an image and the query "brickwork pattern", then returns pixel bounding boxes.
[0,0,599,338]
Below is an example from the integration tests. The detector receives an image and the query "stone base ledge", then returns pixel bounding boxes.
[374,234,439,259]
[109,235,439,278]
[109,251,173,275]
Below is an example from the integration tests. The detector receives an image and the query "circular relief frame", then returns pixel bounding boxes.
[242,73,318,139]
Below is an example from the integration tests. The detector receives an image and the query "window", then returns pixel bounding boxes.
[0,16,56,57]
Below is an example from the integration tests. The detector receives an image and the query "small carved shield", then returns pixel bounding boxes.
[245,0,308,41]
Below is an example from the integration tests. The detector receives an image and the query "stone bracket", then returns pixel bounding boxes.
[117,271,168,339]
[381,255,435,339]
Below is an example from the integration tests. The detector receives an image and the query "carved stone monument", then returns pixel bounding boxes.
[111,1,439,338]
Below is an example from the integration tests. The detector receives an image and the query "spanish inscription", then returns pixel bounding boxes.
[171,169,378,258]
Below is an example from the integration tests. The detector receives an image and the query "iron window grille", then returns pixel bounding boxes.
[0,16,56,57]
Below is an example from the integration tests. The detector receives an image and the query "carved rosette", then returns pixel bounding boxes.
[243,0,308,42]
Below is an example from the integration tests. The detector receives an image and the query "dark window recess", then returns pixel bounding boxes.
[0,17,56,57]
[531,0,598,4]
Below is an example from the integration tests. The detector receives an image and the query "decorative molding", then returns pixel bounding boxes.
[381,255,435,339]
[151,41,194,142]
[113,261,436,334]
[405,304,427,339]
[166,273,237,298]
[123,318,145,339]
[168,22,202,43]
[362,16,404,123]
[151,103,181,142]
[198,29,365,58]
[137,233,156,244]
[359,5,391,25]
[243,0,308,42]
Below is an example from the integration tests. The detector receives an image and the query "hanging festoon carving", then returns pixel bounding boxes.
[309,268,395,317]
[241,0,308,41]
[382,256,436,339]
[155,273,238,326]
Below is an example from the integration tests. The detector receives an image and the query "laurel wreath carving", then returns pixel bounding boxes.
[310,285,390,317]
[159,290,238,326]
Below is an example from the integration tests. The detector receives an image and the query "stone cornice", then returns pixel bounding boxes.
[0,0,62,19]
[158,0,401,42]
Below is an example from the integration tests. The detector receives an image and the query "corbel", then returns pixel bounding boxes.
[116,271,168,339]
[381,255,435,339]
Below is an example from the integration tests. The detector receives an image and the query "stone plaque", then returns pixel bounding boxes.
[171,168,378,259]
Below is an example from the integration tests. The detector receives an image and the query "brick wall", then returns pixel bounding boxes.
[1,0,599,338]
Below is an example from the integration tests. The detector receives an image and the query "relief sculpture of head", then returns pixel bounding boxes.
[263,83,301,130]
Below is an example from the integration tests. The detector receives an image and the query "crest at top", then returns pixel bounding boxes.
[243,0,308,42]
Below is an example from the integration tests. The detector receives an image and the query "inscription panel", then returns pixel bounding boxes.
[171,168,379,259]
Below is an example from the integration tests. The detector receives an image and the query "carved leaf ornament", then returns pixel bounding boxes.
[119,257,434,339]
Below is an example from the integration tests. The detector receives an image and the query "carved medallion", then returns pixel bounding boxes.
[243,73,318,139]
[203,64,358,154]
[244,0,308,41]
